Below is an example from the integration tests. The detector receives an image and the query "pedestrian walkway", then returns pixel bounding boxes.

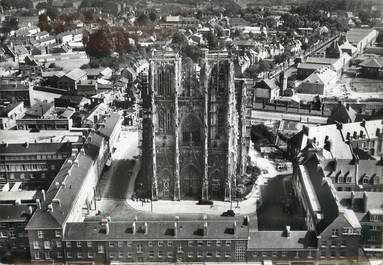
[125,144,282,216]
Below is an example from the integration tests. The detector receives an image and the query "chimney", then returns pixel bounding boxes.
[105,222,110,235]
[144,222,148,235]
[174,221,177,237]
[52,198,61,207]
[25,142,29,148]
[41,189,46,202]
[351,191,355,209]
[233,221,237,234]
[15,198,21,205]
[47,203,53,212]
[203,222,208,237]
[28,206,33,215]
[363,192,368,212]
[36,199,41,209]
[285,225,291,237]
[132,216,137,235]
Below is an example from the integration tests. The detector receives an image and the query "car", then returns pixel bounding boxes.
[221,210,235,217]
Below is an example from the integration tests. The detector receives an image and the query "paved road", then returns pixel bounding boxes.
[97,130,139,199]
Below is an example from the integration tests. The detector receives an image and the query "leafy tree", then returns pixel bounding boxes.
[149,11,157,22]
[38,14,51,32]
[46,6,59,20]
[36,2,48,9]
[172,31,188,48]
[182,45,201,63]
[86,29,114,57]
[135,13,149,26]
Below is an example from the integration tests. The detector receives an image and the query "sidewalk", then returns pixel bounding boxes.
[125,144,281,216]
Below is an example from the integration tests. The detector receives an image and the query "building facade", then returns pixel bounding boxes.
[142,52,242,201]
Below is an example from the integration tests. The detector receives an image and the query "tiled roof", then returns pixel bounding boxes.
[0,142,71,155]
[359,57,383,68]
[97,113,121,138]
[64,68,86,81]
[0,205,33,223]
[248,231,316,249]
[64,220,249,241]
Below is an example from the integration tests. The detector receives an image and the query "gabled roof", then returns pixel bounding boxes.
[64,68,86,81]
[359,57,383,68]
[328,103,357,124]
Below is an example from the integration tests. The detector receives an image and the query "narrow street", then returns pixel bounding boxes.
[97,129,139,199]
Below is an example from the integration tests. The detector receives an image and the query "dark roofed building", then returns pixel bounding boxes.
[0,142,72,189]
[359,57,383,79]
[327,102,358,124]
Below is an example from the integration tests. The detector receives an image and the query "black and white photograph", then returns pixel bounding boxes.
[0,0,382,264]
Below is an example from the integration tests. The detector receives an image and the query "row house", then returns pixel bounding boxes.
[0,101,25,130]
[0,186,42,261]
[0,142,72,189]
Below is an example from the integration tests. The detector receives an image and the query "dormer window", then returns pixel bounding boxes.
[363,176,369,184]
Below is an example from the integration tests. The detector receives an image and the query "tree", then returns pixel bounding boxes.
[172,31,188,48]
[182,45,201,63]
[135,13,149,26]
[36,2,47,9]
[86,29,114,57]
[38,14,51,32]
[46,6,59,20]
[149,11,157,22]
[377,31,383,47]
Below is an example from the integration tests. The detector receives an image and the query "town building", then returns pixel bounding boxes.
[297,67,338,95]
[0,102,25,130]
[0,142,72,189]
[359,57,383,79]
[346,28,379,54]
[0,79,33,107]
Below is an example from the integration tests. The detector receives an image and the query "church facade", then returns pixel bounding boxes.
[141,51,248,201]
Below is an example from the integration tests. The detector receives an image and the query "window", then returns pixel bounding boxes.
[197,240,203,247]
[9,231,15,238]
[77,252,83,258]
[158,250,164,258]
[127,241,132,247]
[109,252,115,258]
[197,251,203,258]
[44,241,51,249]
[87,241,92,247]
[127,252,132,258]
[119,252,124,258]
[41,173,46,179]
[321,240,327,248]
[67,252,72,258]
[216,240,221,247]
[177,245,183,253]
[206,252,213,258]
[149,251,155,258]
[167,251,173,258]
[57,251,63,258]
[55,231,61,238]
[38,231,44,239]
[66,242,71,248]
[97,245,104,254]
[225,240,231,247]
[332,229,338,236]
[341,240,346,247]
[33,241,40,249]
[148,241,153,247]
[158,241,163,247]
[207,240,212,247]
[137,244,143,253]
[188,241,193,247]
[216,251,221,257]
[77,241,82,248]
[88,252,94,258]
[167,241,173,247]
[109,242,114,247]
[34,251,41,260]
[118,241,123,247]
[225,252,231,258]
[282,251,287,257]
[56,241,62,248]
